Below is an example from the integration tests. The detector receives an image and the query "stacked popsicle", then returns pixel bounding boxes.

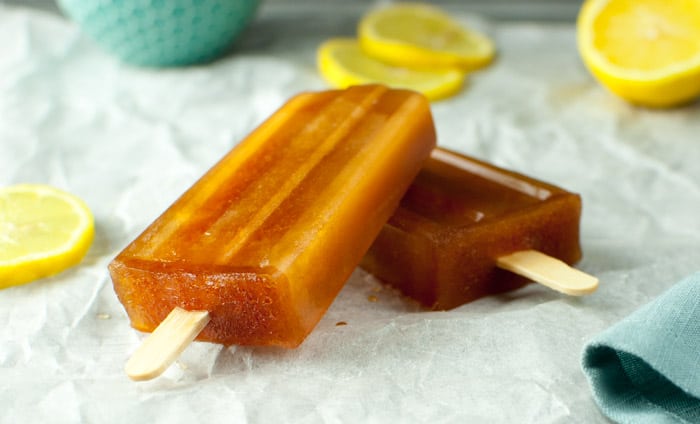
[362,147,596,310]
[109,84,596,381]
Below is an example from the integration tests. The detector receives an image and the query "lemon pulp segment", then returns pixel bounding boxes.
[591,0,700,70]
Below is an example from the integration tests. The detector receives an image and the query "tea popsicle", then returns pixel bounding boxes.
[109,85,437,379]
[361,147,597,310]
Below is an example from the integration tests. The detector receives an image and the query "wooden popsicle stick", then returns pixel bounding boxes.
[496,250,599,296]
[125,307,210,381]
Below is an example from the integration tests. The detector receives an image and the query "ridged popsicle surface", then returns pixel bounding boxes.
[109,85,437,347]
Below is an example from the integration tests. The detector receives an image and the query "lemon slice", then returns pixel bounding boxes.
[317,38,464,101]
[358,3,495,71]
[0,184,94,289]
[577,0,700,107]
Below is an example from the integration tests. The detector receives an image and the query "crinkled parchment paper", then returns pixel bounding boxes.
[1,4,699,423]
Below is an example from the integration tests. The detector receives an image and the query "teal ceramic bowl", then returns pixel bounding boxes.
[58,0,259,67]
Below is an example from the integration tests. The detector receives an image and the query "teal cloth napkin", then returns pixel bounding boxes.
[582,272,700,423]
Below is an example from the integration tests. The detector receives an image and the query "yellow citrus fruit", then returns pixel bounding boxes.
[317,38,465,101]
[358,3,495,71]
[0,184,94,289]
[577,0,700,107]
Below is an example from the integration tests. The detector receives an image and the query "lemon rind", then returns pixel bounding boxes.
[358,4,495,71]
[317,38,465,101]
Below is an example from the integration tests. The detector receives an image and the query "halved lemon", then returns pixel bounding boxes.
[358,3,495,71]
[0,184,94,289]
[577,0,700,107]
[317,38,465,101]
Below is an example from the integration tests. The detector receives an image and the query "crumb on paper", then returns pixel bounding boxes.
[335,321,347,326]
[96,313,111,320]
[367,295,378,303]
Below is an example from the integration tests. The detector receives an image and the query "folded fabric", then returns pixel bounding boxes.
[582,272,700,423]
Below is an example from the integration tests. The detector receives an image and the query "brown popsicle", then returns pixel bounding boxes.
[109,85,437,379]
[361,147,597,310]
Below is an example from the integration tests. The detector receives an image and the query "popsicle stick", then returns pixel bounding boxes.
[125,307,210,381]
[496,250,598,296]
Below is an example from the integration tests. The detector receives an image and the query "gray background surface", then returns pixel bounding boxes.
[5,0,584,21]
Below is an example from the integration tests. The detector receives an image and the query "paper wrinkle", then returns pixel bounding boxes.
[2,5,700,423]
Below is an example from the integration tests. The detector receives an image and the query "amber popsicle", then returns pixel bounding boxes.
[361,147,595,310]
[109,85,436,349]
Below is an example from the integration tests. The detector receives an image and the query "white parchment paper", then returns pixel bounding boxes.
[2,5,700,423]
